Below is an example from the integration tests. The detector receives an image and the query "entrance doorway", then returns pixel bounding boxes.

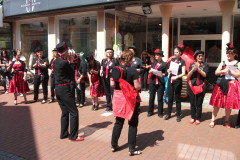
[179,35,221,85]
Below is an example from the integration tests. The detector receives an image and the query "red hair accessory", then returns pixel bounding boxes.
[229,43,233,48]
[178,44,184,49]
[226,42,234,50]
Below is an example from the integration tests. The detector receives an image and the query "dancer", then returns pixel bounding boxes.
[48,48,57,103]
[100,47,119,112]
[32,46,49,104]
[148,49,168,117]
[209,42,240,128]
[86,54,104,110]
[187,50,209,125]
[111,49,142,156]
[53,41,84,141]
[7,50,30,105]
[165,45,186,122]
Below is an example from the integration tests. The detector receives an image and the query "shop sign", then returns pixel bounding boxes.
[21,0,41,13]
[3,0,125,17]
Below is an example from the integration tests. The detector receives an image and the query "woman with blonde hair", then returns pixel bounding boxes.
[100,47,119,111]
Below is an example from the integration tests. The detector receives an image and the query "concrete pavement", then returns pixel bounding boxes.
[0,87,240,160]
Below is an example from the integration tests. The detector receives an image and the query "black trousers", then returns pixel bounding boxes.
[34,75,49,101]
[141,69,149,89]
[236,110,240,125]
[102,77,114,109]
[111,102,140,151]
[76,82,86,104]
[187,85,205,120]
[167,79,182,116]
[50,74,55,100]
[55,85,79,140]
[148,83,165,115]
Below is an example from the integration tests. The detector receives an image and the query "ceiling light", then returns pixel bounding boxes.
[142,3,152,14]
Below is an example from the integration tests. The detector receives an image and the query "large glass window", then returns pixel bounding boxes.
[21,22,48,66]
[0,23,11,50]
[59,16,97,55]
[180,17,222,35]
[105,11,146,58]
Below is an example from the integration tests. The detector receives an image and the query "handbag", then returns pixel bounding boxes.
[216,76,222,85]
[187,76,206,95]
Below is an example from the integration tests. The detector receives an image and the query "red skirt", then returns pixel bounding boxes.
[8,71,30,94]
[209,80,240,109]
[90,74,104,97]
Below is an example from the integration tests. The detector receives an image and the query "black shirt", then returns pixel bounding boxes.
[49,58,56,75]
[79,60,88,76]
[149,60,168,85]
[53,58,75,85]
[32,57,49,76]
[131,57,144,74]
[142,57,151,69]
[101,58,119,78]
[189,62,209,86]
[88,60,101,76]
[170,57,186,75]
[112,65,139,90]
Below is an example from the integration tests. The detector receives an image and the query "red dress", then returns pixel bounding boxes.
[90,66,104,97]
[209,78,240,110]
[8,63,30,93]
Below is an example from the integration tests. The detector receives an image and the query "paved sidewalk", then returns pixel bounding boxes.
[0,87,240,160]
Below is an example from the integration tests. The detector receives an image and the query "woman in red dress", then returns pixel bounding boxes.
[7,51,30,105]
[209,43,240,128]
[86,54,104,110]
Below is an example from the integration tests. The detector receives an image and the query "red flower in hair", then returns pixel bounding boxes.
[178,44,184,48]
[229,42,233,49]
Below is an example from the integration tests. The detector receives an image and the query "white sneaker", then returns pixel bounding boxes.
[20,93,23,97]
[5,91,8,94]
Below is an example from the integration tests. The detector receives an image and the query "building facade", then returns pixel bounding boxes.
[2,0,240,73]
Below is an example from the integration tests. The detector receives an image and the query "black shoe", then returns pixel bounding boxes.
[92,105,95,110]
[95,105,99,110]
[176,116,181,122]
[158,114,164,118]
[164,114,171,120]
[147,112,153,117]
[235,124,240,129]
[105,107,112,112]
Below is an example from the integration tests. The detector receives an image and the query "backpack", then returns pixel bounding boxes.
[112,66,138,121]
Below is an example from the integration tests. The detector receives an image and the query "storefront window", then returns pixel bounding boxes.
[180,17,222,35]
[147,18,162,52]
[105,11,146,58]
[21,22,48,66]
[0,23,11,50]
[205,40,221,63]
[59,16,97,55]
[233,15,240,60]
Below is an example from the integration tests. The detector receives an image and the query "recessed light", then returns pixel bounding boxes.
[159,23,162,26]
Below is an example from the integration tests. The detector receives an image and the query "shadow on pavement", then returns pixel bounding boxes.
[0,102,38,159]
[118,130,164,152]
[78,121,112,137]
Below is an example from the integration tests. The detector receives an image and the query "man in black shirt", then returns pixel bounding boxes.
[53,41,84,141]
[32,46,49,104]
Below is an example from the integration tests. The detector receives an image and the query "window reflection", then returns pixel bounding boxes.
[180,17,222,35]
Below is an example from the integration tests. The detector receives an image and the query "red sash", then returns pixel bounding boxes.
[112,66,140,120]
